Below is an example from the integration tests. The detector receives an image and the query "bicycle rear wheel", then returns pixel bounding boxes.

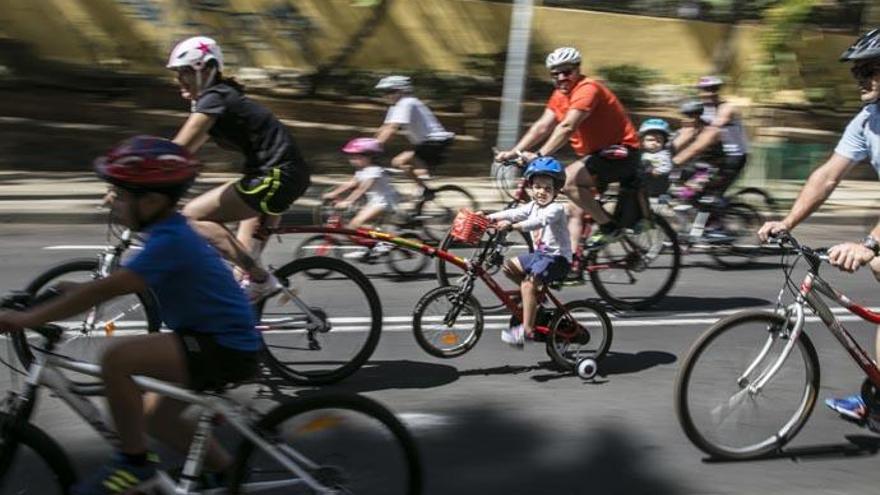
[415,185,478,243]
[13,258,161,369]
[587,214,680,310]
[546,300,613,371]
[257,257,382,385]
[230,394,421,495]
[386,232,429,277]
[435,229,533,312]
[675,311,819,459]
[708,202,764,269]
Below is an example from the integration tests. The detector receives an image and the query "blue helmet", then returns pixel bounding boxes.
[524,156,565,189]
[639,118,671,137]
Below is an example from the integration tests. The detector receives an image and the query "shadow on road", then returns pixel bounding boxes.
[702,435,880,464]
[598,350,677,376]
[255,359,460,401]
[420,406,690,494]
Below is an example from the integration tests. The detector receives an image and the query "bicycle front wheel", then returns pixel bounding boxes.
[0,413,76,494]
[230,394,421,495]
[293,234,345,279]
[257,257,382,385]
[587,214,681,310]
[415,185,478,243]
[412,285,483,358]
[14,258,161,368]
[675,311,819,459]
[546,300,613,371]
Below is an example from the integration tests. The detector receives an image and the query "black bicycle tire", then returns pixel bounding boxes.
[412,285,484,358]
[0,413,77,494]
[709,202,764,269]
[587,214,681,310]
[293,234,344,279]
[13,258,161,368]
[546,300,613,370]
[415,185,479,243]
[257,256,383,385]
[674,311,820,459]
[386,233,430,277]
[434,229,534,312]
[229,394,422,495]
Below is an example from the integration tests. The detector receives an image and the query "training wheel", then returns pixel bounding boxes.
[576,358,598,380]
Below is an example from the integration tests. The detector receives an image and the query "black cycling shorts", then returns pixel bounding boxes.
[583,147,643,190]
[414,138,454,171]
[175,331,261,392]
[235,165,310,216]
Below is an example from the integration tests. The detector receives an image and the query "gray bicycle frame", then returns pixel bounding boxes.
[740,267,880,397]
[21,346,335,494]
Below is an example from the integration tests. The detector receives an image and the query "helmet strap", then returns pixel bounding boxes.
[193,66,218,100]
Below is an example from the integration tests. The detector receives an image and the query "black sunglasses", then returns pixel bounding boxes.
[851,63,880,80]
[550,68,574,78]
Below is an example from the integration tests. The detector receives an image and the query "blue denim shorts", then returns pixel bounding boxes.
[516,252,570,284]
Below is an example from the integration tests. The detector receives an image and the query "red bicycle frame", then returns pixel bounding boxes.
[798,269,880,387]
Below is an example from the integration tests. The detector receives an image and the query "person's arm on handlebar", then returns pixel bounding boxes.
[495,109,558,161]
[0,271,146,332]
[758,152,856,241]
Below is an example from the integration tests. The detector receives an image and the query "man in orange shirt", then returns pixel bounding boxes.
[496,47,641,250]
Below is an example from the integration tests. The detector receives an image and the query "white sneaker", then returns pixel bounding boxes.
[343,247,371,260]
[243,273,283,303]
[372,242,394,255]
[501,324,525,349]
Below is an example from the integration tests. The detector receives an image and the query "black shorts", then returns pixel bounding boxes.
[704,154,747,197]
[414,138,454,171]
[236,164,310,216]
[583,147,643,191]
[175,331,262,391]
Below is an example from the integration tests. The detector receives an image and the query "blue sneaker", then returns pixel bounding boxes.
[825,393,867,421]
[72,452,158,495]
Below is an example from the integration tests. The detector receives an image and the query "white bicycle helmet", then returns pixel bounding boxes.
[375,75,412,92]
[545,47,582,69]
[167,36,224,72]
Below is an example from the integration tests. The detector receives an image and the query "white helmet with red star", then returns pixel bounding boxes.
[167,36,224,72]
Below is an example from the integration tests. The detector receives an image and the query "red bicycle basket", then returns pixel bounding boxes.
[450,209,490,245]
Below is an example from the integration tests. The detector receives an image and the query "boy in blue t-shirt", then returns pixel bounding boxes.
[0,136,262,494]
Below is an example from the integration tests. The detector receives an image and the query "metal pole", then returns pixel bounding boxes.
[496,0,535,152]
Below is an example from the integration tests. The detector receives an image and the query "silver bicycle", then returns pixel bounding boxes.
[0,292,421,494]
[675,233,880,459]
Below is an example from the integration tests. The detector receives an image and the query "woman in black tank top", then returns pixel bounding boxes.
[166,36,311,301]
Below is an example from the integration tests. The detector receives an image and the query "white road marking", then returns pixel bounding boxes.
[397,412,454,430]
[8,306,877,339]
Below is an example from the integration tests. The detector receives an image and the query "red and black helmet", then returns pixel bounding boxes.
[95,136,200,196]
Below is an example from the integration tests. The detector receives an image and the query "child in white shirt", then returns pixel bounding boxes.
[322,138,400,257]
[487,157,572,347]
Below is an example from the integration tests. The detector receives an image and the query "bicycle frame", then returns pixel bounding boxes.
[15,344,335,494]
[747,261,880,397]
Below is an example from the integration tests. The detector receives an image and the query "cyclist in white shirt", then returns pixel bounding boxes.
[374,75,455,195]
[758,28,880,423]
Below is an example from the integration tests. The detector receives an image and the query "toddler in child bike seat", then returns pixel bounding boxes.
[323,137,400,259]
[485,156,572,348]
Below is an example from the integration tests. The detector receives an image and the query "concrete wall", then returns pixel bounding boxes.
[0,0,857,89]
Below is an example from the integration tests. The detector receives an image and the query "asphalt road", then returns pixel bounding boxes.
[2,223,880,494]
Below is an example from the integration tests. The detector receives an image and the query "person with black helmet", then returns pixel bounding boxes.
[0,136,262,494]
[672,75,749,198]
[758,28,880,423]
